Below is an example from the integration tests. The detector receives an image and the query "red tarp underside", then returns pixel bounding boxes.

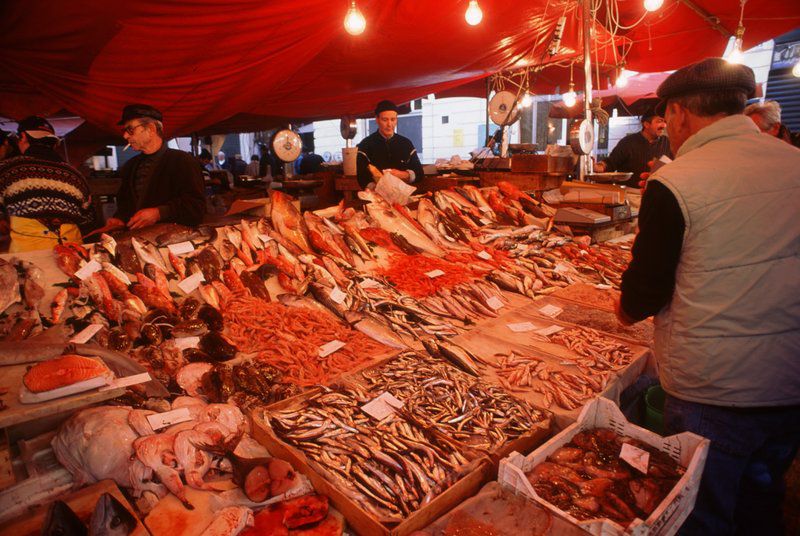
[0,0,797,145]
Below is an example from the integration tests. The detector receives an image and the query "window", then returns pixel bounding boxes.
[442,116,449,124]
[413,99,423,110]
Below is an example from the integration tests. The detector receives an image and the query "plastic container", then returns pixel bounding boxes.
[645,385,666,435]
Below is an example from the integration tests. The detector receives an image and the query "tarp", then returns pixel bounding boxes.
[1,0,798,142]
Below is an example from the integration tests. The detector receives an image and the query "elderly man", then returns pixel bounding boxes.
[356,100,424,189]
[0,116,92,252]
[595,110,672,186]
[107,104,205,230]
[744,99,798,146]
[618,58,800,534]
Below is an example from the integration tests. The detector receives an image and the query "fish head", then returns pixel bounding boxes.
[90,493,137,536]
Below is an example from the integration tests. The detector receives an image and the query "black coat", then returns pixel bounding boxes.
[116,147,206,226]
[356,131,424,189]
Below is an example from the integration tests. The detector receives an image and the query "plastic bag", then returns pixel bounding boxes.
[375,171,416,206]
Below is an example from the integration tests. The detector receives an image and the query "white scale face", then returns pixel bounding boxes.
[272,129,302,162]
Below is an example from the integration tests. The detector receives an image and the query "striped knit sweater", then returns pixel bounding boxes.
[0,152,92,224]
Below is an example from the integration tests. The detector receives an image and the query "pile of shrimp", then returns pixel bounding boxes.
[223,296,388,386]
[378,253,479,298]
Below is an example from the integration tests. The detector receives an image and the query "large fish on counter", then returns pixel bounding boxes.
[269,190,313,254]
[358,190,445,256]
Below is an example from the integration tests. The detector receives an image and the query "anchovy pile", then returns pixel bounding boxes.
[550,326,635,371]
[265,386,473,519]
[357,352,547,451]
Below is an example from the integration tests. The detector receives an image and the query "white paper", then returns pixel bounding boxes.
[425,269,445,279]
[595,283,613,290]
[168,241,195,255]
[477,250,492,260]
[620,442,650,474]
[538,304,563,318]
[174,336,200,350]
[178,271,205,294]
[329,286,347,304]
[358,278,382,289]
[75,259,102,280]
[536,324,565,336]
[374,171,416,206]
[147,407,192,431]
[361,392,404,420]
[100,372,151,391]
[507,322,536,333]
[70,323,104,344]
[486,296,504,310]
[319,340,346,358]
[258,234,273,243]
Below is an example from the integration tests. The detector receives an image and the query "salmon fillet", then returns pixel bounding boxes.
[23,354,109,392]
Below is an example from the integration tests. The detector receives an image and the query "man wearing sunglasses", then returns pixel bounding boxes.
[106,104,205,231]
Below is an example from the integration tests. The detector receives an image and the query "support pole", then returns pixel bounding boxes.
[485,76,491,145]
[579,0,594,181]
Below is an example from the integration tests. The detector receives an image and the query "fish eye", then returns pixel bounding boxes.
[111,516,122,528]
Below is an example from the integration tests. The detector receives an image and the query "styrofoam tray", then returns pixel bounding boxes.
[498,397,709,536]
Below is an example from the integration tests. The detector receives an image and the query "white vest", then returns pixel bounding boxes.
[651,115,800,406]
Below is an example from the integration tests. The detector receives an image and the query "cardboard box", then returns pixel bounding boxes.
[498,398,709,536]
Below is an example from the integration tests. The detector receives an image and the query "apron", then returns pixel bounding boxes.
[9,215,82,253]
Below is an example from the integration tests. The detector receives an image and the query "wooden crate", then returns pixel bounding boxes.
[478,171,566,192]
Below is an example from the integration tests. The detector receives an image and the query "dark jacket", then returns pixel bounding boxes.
[116,147,205,226]
[603,132,672,187]
[356,131,424,189]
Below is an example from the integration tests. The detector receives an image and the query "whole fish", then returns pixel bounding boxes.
[42,500,87,536]
[89,492,136,536]
[308,282,349,319]
[344,311,408,349]
[155,224,217,246]
[131,237,169,273]
[115,241,141,274]
[269,190,313,254]
[358,190,444,257]
[0,258,20,314]
[17,260,45,310]
[99,233,117,257]
[416,198,470,252]
[304,211,353,264]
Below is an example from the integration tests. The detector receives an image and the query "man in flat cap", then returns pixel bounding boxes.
[356,100,424,189]
[0,116,92,252]
[107,104,205,230]
[617,58,800,534]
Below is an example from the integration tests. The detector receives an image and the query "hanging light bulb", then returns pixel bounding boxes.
[465,0,483,26]
[343,0,366,35]
[616,64,631,88]
[726,25,745,64]
[793,61,800,78]
[643,0,664,12]
[521,92,532,108]
[563,83,577,108]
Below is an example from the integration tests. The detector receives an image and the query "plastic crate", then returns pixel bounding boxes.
[498,397,709,536]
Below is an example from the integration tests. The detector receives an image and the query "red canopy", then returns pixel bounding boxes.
[1,0,797,141]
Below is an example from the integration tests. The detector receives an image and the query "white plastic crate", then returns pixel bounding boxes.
[498,397,709,536]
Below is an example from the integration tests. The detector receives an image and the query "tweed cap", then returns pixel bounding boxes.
[117,104,163,125]
[655,58,756,115]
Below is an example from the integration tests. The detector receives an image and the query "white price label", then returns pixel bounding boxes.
[100,372,151,392]
[178,271,205,294]
[477,250,492,261]
[361,392,404,420]
[538,304,563,318]
[620,442,650,474]
[174,336,200,350]
[147,408,192,431]
[319,340,346,358]
[259,234,273,243]
[70,323,104,344]
[329,286,347,304]
[358,278,381,289]
[507,322,536,333]
[536,325,565,336]
[480,218,492,226]
[425,269,445,279]
[167,241,195,255]
[75,259,102,280]
[554,262,571,274]
[595,283,613,290]
[486,296,504,310]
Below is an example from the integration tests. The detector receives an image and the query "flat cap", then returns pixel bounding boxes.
[117,103,163,125]
[374,100,399,116]
[655,58,756,115]
[17,116,58,139]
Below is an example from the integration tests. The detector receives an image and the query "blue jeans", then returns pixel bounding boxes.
[664,395,800,535]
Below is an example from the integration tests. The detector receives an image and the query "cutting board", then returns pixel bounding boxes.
[0,479,148,536]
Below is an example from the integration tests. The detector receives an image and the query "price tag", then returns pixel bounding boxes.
[477,250,492,261]
[554,262,571,274]
[595,283,613,290]
[480,218,492,226]
[486,296,504,310]
[620,442,650,474]
[75,259,102,280]
[359,278,381,289]
[259,234,273,243]
[507,322,536,333]
[329,286,347,304]
[536,325,565,336]
[70,323,104,344]
[147,407,192,431]
[167,241,195,255]
[319,340,346,358]
[174,336,200,350]
[178,271,205,294]
[425,269,445,279]
[579,249,588,256]
[538,304,563,318]
[361,392,404,420]
[100,372,151,392]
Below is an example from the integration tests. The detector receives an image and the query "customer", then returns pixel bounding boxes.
[107,104,205,230]
[0,116,92,252]
[617,58,800,535]
[0,130,19,161]
[595,110,672,186]
[245,154,261,178]
[744,99,798,146]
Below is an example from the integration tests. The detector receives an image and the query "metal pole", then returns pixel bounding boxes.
[579,0,593,181]
[485,76,491,145]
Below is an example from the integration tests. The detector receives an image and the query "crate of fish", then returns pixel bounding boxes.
[345,351,553,463]
[498,397,709,536]
[251,385,493,536]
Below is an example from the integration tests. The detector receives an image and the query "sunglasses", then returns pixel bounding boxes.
[122,122,147,135]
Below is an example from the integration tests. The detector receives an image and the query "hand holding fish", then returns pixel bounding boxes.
[128,207,161,230]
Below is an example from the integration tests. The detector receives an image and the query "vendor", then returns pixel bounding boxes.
[0,116,92,252]
[617,59,800,534]
[107,104,205,230]
[356,100,424,189]
[595,110,672,186]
